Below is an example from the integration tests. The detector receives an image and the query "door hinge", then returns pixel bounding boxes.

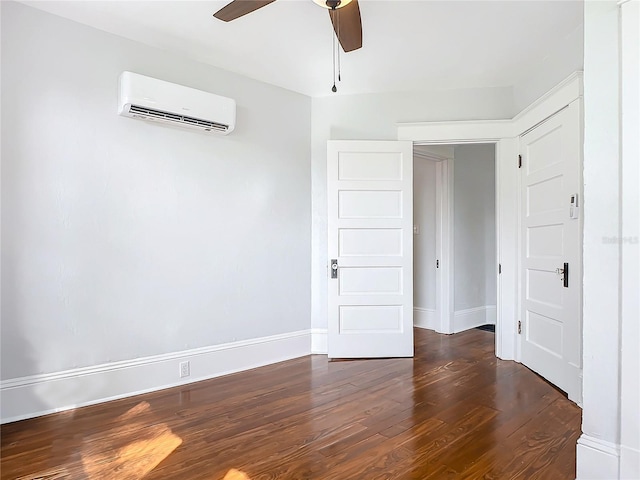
[518,154,522,168]
[436,259,439,268]
[498,263,502,274]
[518,320,522,335]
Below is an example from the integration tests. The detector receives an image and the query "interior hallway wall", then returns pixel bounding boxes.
[453,145,496,310]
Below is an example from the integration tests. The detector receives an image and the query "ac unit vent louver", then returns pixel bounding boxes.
[129,105,229,133]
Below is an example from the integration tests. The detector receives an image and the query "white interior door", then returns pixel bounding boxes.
[327,140,414,359]
[520,101,582,403]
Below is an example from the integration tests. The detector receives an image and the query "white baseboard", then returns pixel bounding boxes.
[453,305,497,333]
[1,330,311,424]
[311,328,328,354]
[620,444,640,479]
[485,305,497,325]
[576,434,621,479]
[414,307,438,331]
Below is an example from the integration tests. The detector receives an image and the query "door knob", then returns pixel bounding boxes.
[331,259,338,279]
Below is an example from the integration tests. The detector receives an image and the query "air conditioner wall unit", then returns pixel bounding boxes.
[118,71,236,135]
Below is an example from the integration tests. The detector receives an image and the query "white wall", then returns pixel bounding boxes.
[579,0,621,474]
[413,159,437,312]
[1,1,311,384]
[577,1,639,478]
[452,144,496,328]
[619,2,639,477]
[513,23,584,113]
[311,88,514,331]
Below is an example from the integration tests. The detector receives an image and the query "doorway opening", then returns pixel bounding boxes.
[413,143,497,347]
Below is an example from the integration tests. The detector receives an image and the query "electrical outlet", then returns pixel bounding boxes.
[179,361,190,378]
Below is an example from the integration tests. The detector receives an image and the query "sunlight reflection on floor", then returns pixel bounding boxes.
[222,469,252,480]
[14,401,255,480]
[80,401,182,479]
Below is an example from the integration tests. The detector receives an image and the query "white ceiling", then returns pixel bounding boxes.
[22,0,583,97]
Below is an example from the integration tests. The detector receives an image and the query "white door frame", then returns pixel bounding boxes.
[413,148,453,334]
[437,158,454,334]
[420,141,502,335]
[415,144,499,336]
[397,72,583,361]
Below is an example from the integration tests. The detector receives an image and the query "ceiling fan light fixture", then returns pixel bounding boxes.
[312,0,353,10]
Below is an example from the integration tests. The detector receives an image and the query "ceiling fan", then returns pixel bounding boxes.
[213,0,363,53]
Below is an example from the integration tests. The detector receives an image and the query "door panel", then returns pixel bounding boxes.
[328,140,413,358]
[339,267,403,296]
[338,190,403,218]
[339,305,403,332]
[338,152,403,180]
[520,101,582,403]
[339,228,403,256]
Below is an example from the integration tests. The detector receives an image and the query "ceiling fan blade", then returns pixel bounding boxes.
[213,0,277,22]
[328,0,362,52]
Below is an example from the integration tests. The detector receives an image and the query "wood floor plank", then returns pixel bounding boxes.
[1,328,582,479]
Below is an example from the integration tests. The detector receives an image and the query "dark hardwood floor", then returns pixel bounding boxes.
[1,328,582,479]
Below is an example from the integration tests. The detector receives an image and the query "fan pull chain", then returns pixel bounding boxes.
[332,24,337,93]
[337,9,341,82]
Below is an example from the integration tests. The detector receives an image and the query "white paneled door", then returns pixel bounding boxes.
[520,101,582,403]
[327,141,414,359]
